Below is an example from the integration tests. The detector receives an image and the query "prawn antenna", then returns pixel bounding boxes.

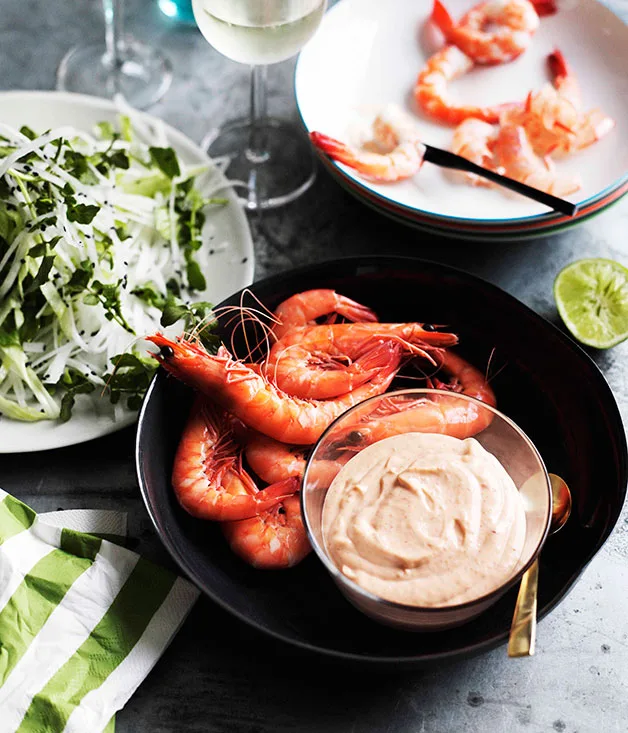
[485,346,508,384]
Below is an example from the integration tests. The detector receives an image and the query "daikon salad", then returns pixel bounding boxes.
[0,113,228,422]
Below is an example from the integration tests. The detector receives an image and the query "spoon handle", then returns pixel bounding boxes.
[507,559,539,657]
[422,145,579,217]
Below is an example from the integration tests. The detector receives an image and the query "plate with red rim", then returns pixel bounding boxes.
[295,0,628,235]
[326,158,628,240]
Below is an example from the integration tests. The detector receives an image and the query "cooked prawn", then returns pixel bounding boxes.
[310,105,426,183]
[264,339,403,400]
[451,118,500,186]
[272,289,377,340]
[244,430,352,487]
[492,123,581,195]
[245,432,310,484]
[431,0,544,65]
[148,336,403,445]
[265,322,457,399]
[330,351,497,447]
[172,398,298,521]
[414,45,518,125]
[501,50,615,157]
[222,494,311,569]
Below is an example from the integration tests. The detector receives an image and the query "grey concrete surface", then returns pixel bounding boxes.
[1,0,628,731]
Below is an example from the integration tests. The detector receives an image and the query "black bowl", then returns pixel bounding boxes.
[136,256,627,667]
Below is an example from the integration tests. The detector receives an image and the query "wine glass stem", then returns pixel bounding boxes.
[246,65,270,165]
[103,0,123,70]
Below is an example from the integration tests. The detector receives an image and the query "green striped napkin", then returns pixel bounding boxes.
[0,489,200,732]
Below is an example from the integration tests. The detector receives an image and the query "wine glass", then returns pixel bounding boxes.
[57,0,173,110]
[192,0,328,210]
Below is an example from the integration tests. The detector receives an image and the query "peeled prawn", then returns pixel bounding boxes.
[431,0,546,65]
[265,322,457,399]
[172,398,298,521]
[310,105,426,183]
[272,288,377,340]
[414,45,518,125]
[148,336,403,445]
[492,123,581,196]
[451,118,499,186]
[501,50,615,157]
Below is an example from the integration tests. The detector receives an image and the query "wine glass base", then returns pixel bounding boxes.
[56,38,173,110]
[203,118,316,211]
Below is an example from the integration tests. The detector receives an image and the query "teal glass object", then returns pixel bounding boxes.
[158,0,196,24]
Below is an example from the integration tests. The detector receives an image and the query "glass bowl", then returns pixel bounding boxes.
[301,389,552,631]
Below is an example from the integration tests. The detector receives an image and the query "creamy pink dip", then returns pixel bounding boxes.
[322,433,526,607]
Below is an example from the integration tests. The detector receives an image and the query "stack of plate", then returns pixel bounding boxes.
[295,0,628,240]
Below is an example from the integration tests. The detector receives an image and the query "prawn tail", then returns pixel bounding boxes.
[336,296,378,324]
[531,0,558,16]
[310,132,358,168]
[547,49,569,84]
[431,0,455,37]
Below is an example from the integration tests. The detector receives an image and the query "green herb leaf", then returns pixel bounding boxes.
[29,242,47,258]
[82,293,100,306]
[111,353,147,370]
[19,126,37,141]
[149,147,181,179]
[104,350,157,411]
[57,369,96,422]
[0,326,20,348]
[186,259,206,291]
[114,224,130,241]
[160,300,189,327]
[120,115,132,142]
[91,279,134,333]
[127,394,144,411]
[166,278,180,297]
[131,282,165,309]
[108,150,129,169]
[95,121,116,140]
[66,260,94,293]
[0,207,22,243]
[27,255,55,293]
[34,197,55,216]
[67,203,100,225]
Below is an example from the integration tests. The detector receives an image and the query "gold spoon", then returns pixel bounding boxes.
[507,473,572,658]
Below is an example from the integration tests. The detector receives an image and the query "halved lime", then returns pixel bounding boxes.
[554,258,628,349]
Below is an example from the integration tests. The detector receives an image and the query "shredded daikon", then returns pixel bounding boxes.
[0,113,227,422]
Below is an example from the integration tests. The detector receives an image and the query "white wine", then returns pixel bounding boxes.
[192,0,326,65]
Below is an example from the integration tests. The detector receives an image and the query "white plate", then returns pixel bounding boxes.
[0,91,254,453]
[296,0,628,223]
